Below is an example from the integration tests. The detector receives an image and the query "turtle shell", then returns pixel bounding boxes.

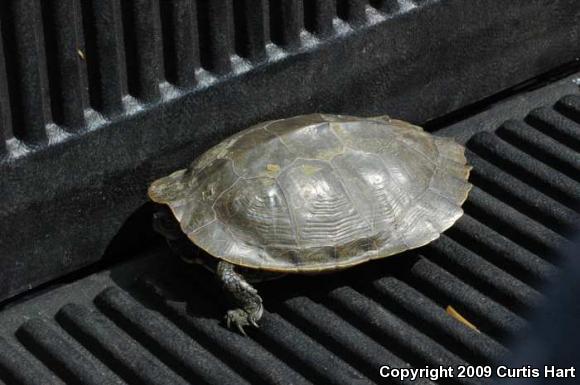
[148,114,472,272]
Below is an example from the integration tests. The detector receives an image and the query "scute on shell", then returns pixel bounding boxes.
[149,114,472,272]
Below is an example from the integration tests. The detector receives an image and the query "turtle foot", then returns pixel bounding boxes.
[225,304,263,336]
[217,261,263,336]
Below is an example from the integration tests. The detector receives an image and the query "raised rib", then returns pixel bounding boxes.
[123,0,163,102]
[16,318,124,385]
[42,0,87,131]
[555,94,580,124]
[526,105,580,152]
[324,286,480,385]
[159,0,199,88]
[0,0,51,144]
[336,0,368,25]
[95,287,249,385]
[277,295,437,385]
[449,215,558,286]
[467,131,580,209]
[466,150,579,234]
[257,312,373,385]
[465,187,569,259]
[0,24,12,154]
[233,0,267,62]
[304,0,336,37]
[269,0,303,48]
[497,120,580,183]
[0,336,61,385]
[56,303,189,385]
[370,0,400,13]
[81,0,127,115]
[197,0,234,75]
[369,277,509,365]
[426,235,543,313]
[406,257,527,339]
[140,277,313,385]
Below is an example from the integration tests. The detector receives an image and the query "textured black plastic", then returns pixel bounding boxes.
[1,0,580,302]
[0,78,578,385]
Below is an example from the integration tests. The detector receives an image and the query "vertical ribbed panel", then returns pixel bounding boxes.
[197,0,234,75]
[370,0,400,13]
[42,0,87,131]
[81,0,127,116]
[123,0,163,102]
[233,0,268,62]
[0,0,51,144]
[336,0,368,25]
[269,0,303,47]
[304,0,336,37]
[0,22,11,155]
[160,0,199,88]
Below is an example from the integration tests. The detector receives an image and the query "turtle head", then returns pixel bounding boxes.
[152,205,183,241]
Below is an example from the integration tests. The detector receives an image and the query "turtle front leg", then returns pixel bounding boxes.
[217,261,263,335]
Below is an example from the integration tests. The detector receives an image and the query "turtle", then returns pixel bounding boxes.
[148,114,472,334]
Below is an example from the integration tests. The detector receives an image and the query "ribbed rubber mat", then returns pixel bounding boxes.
[0,0,414,152]
[0,90,578,384]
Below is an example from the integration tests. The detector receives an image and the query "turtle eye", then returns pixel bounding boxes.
[153,207,171,222]
[152,207,182,240]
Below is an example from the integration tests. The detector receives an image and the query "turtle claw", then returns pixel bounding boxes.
[226,309,250,337]
[225,309,254,336]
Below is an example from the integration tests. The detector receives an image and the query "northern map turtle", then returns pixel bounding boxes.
[149,114,472,334]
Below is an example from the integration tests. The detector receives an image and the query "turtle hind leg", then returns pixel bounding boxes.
[217,261,263,336]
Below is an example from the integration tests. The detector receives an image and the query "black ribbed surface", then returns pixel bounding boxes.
[336,0,367,26]
[0,0,51,145]
[43,0,88,131]
[3,0,580,307]
[0,0,484,169]
[82,0,127,115]
[0,88,578,384]
[0,0,404,153]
